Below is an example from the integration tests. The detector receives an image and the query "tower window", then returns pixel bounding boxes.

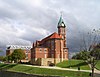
[51,40,54,50]
[44,49,47,52]
[51,54,54,58]
[64,49,67,52]
[44,54,47,58]
[39,48,42,52]
[58,54,60,58]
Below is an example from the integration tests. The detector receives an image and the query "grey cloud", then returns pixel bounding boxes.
[0,0,100,55]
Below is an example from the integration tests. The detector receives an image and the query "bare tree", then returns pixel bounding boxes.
[79,28,100,77]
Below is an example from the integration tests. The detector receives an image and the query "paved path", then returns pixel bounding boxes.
[88,64,100,74]
[24,65,100,77]
[94,69,100,74]
[25,65,91,72]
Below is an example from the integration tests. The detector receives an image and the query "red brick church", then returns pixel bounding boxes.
[31,15,68,66]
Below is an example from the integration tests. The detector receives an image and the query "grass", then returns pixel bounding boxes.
[0,63,17,70]
[56,60,90,70]
[0,63,90,77]
[95,60,100,70]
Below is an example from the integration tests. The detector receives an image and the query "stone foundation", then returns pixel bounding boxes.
[31,58,68,66]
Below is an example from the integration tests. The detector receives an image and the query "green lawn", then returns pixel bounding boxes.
[95,60,100,70]
[0,63,90,77]
[56,60,90,70]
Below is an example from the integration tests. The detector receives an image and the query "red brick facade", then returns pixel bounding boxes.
[31,16,68,66]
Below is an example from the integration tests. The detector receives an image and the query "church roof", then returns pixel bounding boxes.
[40,32,62,44]
[49,32,62,39]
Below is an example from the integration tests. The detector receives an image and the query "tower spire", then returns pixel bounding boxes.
[58,12,65,27]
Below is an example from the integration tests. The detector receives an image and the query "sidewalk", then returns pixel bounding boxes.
[24,65,91,72]
[24,65,100,77]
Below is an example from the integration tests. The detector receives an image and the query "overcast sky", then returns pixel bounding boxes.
[0,0,100,55]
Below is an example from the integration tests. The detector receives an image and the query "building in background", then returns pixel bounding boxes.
[31,15,68,66]
[6,45,32,62]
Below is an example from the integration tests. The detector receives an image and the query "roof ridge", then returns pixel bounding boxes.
[40,32,62,43]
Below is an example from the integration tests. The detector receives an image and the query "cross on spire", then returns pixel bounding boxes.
[60,11,63,17]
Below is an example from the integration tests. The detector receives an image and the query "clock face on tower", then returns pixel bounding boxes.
[61,23,64,26]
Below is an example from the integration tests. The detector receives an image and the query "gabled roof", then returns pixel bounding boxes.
[49,32,62,39]
[40,32,62,44]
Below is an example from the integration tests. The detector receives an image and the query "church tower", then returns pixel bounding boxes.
[58,15,66,47]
